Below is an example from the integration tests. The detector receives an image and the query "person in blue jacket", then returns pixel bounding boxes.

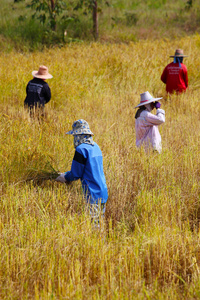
[56,119,108,224]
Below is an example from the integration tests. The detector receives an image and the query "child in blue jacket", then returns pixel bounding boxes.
[56,119,108,223]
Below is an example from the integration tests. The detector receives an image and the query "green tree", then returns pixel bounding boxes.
[26,0,66,31]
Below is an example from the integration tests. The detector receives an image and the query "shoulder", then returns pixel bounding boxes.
[41,80,49,87]
[76,143,92,155]
[165,62,173,68]
[77,142,102,155]
[167,62,175,68]
[35,78,49,86]
[140,110,149,117]
[136,109,149,121]
[145,111,154,118]
[181,64,188,71]
[76,143,85,153]
[27,79,34,85]
[30,78,46,86]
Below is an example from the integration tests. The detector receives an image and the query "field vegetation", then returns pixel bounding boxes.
[1,0,200,50]
[0,0,200,299]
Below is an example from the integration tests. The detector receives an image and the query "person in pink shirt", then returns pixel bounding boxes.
[135,91,165,153]
[161,49,188,94]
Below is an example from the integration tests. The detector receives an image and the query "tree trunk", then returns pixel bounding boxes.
[92,1,98,40]
[50,0,56,31]
[50,0,55,11]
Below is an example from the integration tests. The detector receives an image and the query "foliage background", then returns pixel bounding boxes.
[1,0,200,50]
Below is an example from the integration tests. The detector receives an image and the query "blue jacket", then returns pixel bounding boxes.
[64,142,108,204]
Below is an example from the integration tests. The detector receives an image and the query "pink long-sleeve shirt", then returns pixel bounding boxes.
[135,108,165,153]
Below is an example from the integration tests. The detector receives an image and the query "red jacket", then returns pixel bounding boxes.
[161,62,188,94]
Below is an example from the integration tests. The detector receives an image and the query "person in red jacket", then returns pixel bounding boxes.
[161,49,188,94]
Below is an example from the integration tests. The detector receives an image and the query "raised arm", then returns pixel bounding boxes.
[145,109,165,125]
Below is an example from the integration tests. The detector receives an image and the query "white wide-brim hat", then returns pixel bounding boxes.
[32,65,53,79]
[135,91,162,108]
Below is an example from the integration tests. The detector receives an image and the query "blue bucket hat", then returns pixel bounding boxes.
[66,119,94,135]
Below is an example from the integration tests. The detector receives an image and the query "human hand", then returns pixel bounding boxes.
[154,101,161,109]
[55,173,66,183]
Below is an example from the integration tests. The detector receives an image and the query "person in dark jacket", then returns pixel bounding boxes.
[55,119,108,226]
[24,65,53,116]
[161,49,188,94]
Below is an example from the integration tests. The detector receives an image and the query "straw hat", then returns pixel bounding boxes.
[66,119,94,135]
[135,91,162,108]
[170,49,188,58]
[32,65,53,79]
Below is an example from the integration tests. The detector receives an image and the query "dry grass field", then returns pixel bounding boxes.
[0,35,200,299]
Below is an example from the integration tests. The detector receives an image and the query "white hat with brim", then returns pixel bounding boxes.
[32,65,53,79]
[135,91,163,108]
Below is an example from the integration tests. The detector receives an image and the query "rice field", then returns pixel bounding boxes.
[0,35,200,299]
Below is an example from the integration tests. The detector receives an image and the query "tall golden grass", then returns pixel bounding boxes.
[0,35,200,299]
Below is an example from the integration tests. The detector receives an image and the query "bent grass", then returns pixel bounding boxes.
[0,35,200,299]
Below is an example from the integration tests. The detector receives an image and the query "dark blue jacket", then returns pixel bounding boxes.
[24,78,51,108]
[64,142,108,204]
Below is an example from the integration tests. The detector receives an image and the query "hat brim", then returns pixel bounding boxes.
[32,71,53,79]
[134,97,163,108]
[170,55,188,57]
[66,130,94,136]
